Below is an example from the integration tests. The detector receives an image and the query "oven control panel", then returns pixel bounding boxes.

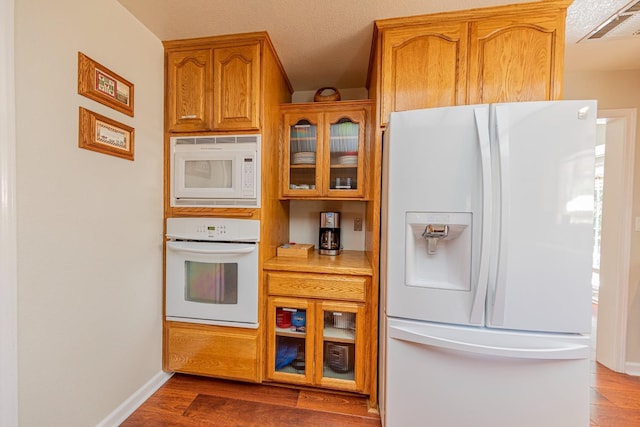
[166,218,260,242]
[200,224,227,239]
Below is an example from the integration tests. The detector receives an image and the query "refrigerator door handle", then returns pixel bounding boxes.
[469,107,492,324]
[490,105,510,326]
[389,324,590,360]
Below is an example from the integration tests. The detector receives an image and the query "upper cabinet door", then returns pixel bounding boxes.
[282,111,324,198]
[280,101,372,200]
[380,22,469,127]
[468,13,566,104]
[166,49,213,132]
[213,43,261,130]
[324,109,366,199]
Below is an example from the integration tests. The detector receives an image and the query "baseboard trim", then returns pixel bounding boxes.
[625,362,640,376]
[96,370,173,427]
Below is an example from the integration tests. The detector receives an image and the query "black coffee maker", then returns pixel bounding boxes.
[319,212,341,255]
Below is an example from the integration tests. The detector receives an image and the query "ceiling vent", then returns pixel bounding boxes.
[582,0,640,41]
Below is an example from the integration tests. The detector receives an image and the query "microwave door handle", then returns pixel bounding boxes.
[166,242,256,255]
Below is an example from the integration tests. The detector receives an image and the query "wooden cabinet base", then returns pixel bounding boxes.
[164,321,261,383]
[263,257,373,396]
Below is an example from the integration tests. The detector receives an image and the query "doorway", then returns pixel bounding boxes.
[592,135,604,304]
[593,109,636,373]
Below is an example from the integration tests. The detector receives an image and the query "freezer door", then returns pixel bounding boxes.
[382,104,491,326]
[487,100,596,334]
[382,318,590,427]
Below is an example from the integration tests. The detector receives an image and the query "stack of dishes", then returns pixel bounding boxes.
[336,151,358,165]
[292,151,316,165]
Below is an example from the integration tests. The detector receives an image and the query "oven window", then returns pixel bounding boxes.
[185,261,238,304]
[184,159,232,189]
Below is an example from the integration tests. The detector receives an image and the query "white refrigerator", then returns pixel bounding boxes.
[379,101,597,427]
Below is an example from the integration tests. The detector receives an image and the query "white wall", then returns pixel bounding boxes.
[15,0,164,425]
[0,0,18,425]
[289,200,366,250]
[564,69,640,368]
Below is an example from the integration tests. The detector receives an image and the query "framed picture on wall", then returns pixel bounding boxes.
[78,107,134,161]
[77,52,134,117]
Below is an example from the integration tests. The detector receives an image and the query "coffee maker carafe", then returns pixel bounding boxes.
[319,212,341,255]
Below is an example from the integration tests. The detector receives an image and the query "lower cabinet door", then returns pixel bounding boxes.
[266,297,314,385]
[266,296,366,393]
[315,300,366,392]
[165,321,261,382]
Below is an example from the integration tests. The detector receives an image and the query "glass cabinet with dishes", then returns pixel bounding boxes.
[283,112,322,197]
[280,100,372,199]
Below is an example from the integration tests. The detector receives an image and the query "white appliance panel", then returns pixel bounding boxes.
[166,217,260,242]
[383,105,489,326]
[487,101,596,334]
[165,218,260,328]
[170,135,261,208]
[380,100,597,427]
[165,241,259,326]
[383,318,590,427]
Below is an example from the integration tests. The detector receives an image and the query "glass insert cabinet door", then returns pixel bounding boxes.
[267,297,314,385]
[315,301,365,391]
[325,109,366,198]
[328,118,360,191]
[267,297,366,391]
[282,108,366,198]
[287,114,321,194]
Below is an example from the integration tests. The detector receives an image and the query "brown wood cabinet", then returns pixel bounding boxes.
[279,100,373,200]
[467,12,566,104]
[165,321,262,382]
[163,32,292,221]
[162,32,293,384]
[266,296,366,392]
[263,253,372,395]
[166,48,212,132]
[165,40,260,132]
[369,0,573,126]
[379,21,469,123]
[213,43,260,130]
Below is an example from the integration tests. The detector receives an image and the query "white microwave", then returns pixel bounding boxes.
[170,134,260,207]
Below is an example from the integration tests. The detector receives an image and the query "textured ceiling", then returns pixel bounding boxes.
[565,0,632,41]
[565,0,640,71]
[118,0,640,91]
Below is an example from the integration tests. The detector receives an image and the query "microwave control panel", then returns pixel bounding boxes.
[242,156,256,196]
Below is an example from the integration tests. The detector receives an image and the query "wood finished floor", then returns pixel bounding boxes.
[121,374,380,426]
[121,361,640,426]
[590,361,640,426]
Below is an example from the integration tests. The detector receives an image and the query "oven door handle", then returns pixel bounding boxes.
[166,241,256,255]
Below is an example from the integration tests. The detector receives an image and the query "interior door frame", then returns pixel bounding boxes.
[0,0,18,425]
[595,108,637,373]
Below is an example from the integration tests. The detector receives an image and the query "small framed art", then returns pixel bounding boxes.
[78,107,134,161]
[78,52,134,117]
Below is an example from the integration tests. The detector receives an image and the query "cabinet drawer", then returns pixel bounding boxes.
[267,272,367,302]
[166,322,260,382]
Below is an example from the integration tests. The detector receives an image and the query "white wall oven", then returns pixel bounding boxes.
[165,217,260,328]
[170,134,260,208]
